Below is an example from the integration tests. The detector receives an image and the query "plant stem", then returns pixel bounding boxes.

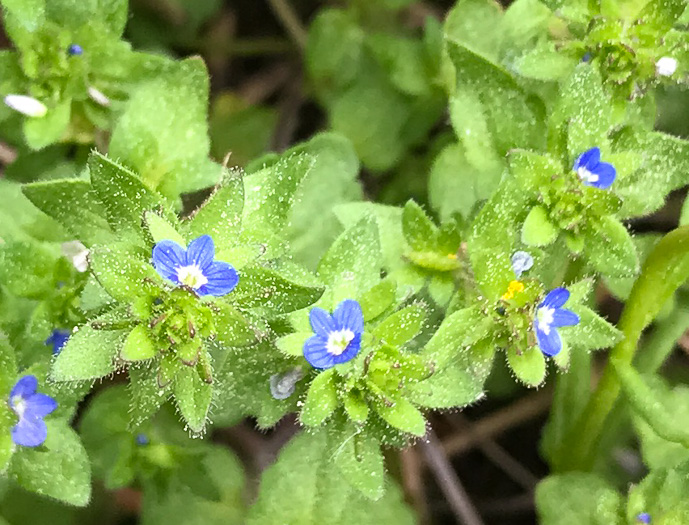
[266,0,307,51]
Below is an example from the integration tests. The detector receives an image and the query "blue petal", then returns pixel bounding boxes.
[574,147,601,170]
[10,375,37,400]
[535,323,562,357]
[589,162,616,189]
[45,330,70,355]
[12,416,48,447]
[185,235,215,270]
[636,513,651,524]
[152,240,186,283]
[540,288,570,309]
[332,299,364,334]
[551,308,580,328]
[309,307,336,338]
[25,393,58,418]
[196,261,239,297]
[331,332,361,365]
[303,335,335,369]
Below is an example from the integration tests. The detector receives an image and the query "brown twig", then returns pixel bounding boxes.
[449,414,539,491]
[0,142,17,166]
[442,389,552,456]
[419,430,485,525]
[266,0,307,51]
[238,62,294,106]
[271,71,304,151]
[400,447,430,524]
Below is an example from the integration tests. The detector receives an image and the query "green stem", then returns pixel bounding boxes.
[555,226,689,471]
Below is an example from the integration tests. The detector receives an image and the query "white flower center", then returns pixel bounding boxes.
[176,265,208,289]
[11,395,26,418]
[537,306,555,335]
[577,166,599,184]
[656,57,678,77]
[326,329,355,356]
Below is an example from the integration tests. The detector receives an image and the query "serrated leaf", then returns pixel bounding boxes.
[584,216,639,278]
[9,420,91,506]
[144,211,185,246]
[301,369,338,426]
[358,279,397,322]
[372,305,426,347]
[52,325,127,381]
[88,242,158,302]
[275,332,310,357]
[401,200,438,252]
[566,304,622,351]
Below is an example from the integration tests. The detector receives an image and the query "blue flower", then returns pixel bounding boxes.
[135,433,149,446]
[534,288,579,357]
[637,513,651,524]
[511,251,534,278]
[8,375,58,447]
[152,235,239,297]
[67,44,83,56]
[45,329,70,355]
[303,300,364,369]
[573,147,616,189]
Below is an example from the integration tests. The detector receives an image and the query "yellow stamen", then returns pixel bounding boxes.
[501,280,525,301]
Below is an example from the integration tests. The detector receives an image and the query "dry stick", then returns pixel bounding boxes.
[271,74,304,152]
[442,389,552,456]
[451,414,539,491]
[419,430,485,525]
[266,0,307,51]
[400,447,431,525]
[239,63,294,106]
[0,142,17,166]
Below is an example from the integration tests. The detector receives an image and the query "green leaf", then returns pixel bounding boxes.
[375,397,426,436]
[128,363,171,430]
[334,430,384,500]
[301,369,338,426]
[51,325,127,381]
[508,150,560,193]
[9,420,92,507]
[186,174,244,252]
[45,0,129,36]
[583,216,639,278]
[515,41,578,81]
[358,279,397,322]
[88,242,158,302]
[22,178,113,246]
[120,324,157,362]
[317,216,382,299]
[247,430,416,525]
[231,266,324,316]
[174,367,212,433]
[212,303,259,348]
[626,461,689,524]
[275,332,310,357]
[0,241,59,298]
[638,0,687,32]
[109,58,222,199]
[522,205,559,246]
[23,101,71,151]
[401,200,438,252]
[0,333,17,397]
[89,152,168,237]
[614,360,689,449]
[241,153,315,259]
[535,473,622,525]
[372,305,426,347]
[144,211,185,246]
[444,0,504,59]
[566,304,622,351]
[507,346,546,387]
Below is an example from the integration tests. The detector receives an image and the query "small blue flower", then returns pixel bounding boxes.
[573,147,616,189]
[152,235,239,297]
[303,300,364,369]
[534,288,579,357]
[582,52,592,63]
[637,513,651,524]
[511,251,534,278]
[8,375,58,447]
[135,433,149,446]
[67,44,83,56]
[45,329,70,355]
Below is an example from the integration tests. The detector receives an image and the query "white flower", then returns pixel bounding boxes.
[4,95,47,118]
[88,87,111,107]
[61,241,90,272]
[656,57,678,77]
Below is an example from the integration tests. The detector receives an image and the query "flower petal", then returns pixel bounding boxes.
[185,235,215,270]
[152,240,186,283]
[25,393,58,418]
[11,416,48,447]
[535,323,562,357]
[332,332,361,365]
[552,308,580,328]
[573,147,600,170]
[45,330,70,355]
[540,288,570,309]
[303,335,336,369]
[196,261,239,297]
[332,299,364,334]
[590,162,616,189]
[309,308,336,338]
[10,375,38,400]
